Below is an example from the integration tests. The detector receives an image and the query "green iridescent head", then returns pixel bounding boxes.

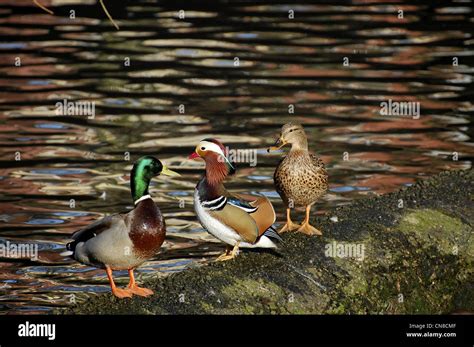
[130,156,180,203]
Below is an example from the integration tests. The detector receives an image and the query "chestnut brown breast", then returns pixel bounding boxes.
[129,199,166,258]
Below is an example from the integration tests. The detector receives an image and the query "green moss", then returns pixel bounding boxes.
[221,279,285,314]
[399,209,473,256]
[325,208,473,314]
[327,303,346,314]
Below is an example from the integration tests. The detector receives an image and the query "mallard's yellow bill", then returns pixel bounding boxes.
[162,166,181,177]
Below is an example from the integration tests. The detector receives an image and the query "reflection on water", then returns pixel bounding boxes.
[0,0,473,314]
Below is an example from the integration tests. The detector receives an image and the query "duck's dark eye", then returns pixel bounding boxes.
[289,129,294,133]
[201,147,206,151]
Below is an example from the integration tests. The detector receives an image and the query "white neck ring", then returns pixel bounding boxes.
[134,194,151,205]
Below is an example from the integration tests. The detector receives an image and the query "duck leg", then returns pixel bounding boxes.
[216,242,240,261]
[297,205,322,236]
[215,245,231,261]
[33,0,54,14]
[278,208,300,233]
[125,269,154,297]
[105,266,132,298]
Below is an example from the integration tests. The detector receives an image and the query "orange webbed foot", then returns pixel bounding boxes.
[111,287,133,299]
[126,285,154,297]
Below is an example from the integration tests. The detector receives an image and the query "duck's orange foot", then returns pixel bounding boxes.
[215,242,240,261]
[216,252,237,261]
[111,287,133,299]
[278,221,300,233]
[126,285,154,297]
[297,222,322,236]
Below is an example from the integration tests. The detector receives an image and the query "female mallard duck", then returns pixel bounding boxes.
[189,138,281,261]
[268,123,328,235]
[62,156,180,298]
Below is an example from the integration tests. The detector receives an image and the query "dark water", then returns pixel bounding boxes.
[0,0,472,314]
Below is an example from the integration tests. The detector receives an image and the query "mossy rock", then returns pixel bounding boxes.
[64,169,473,315]
[399,209,473,257]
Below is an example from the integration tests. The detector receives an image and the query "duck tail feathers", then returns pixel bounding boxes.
[263,226,283,243]
[60,240,76,257]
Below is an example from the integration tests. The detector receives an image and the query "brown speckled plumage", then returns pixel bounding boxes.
[269,122,328,235]
[274,150,328,208]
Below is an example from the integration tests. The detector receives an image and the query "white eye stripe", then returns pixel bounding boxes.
[199,141,226,157]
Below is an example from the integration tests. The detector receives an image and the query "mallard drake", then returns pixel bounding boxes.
[189,138,281,261]
[268,123,328,235]
[62,156,180,298]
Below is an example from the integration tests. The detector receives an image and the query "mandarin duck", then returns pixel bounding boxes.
[189,138,281,261]
[268,123,328,235]
[62,156,180,298]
